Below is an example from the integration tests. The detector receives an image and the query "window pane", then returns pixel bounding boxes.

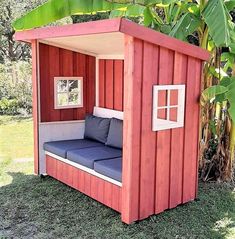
[57,80,68,92]
[68,93,79,105]
[170,107,178,122]
[170,90,178,106]
[158,90,167,107]
[157,108,167,120]
[69,80,79,93]
[57,93,68,106]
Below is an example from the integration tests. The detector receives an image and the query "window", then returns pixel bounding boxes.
[152,85,185,131]
[54,77,83,109]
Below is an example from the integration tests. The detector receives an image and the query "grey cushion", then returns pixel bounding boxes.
[94,157,122,182]
[67,146,122,169]
[84,115,111,143]
[43,139,103,158]
[105,118,123,149]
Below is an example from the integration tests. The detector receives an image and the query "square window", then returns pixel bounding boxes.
[152,85,185,131]
[54,77,83,109]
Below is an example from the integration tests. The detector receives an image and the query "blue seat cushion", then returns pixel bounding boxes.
[67,146,122,169]
[94,157,122,182]
[43,139,103,158]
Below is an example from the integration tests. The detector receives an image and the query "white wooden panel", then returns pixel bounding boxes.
[93,106,124,120]
[39,120,85,174]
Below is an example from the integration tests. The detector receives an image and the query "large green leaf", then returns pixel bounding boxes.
[169,12,200,41]
[225,0,235,11]
[201,85,228,103]
[13,0,125,31]
[202,0,231,47]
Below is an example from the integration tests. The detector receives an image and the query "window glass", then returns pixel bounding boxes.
[54,77,83,109]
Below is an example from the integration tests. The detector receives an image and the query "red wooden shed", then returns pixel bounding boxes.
[15,18,210,224]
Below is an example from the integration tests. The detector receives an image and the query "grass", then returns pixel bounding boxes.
[0,116,235,238]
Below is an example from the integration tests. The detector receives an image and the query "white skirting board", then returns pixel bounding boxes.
[39,120,85,174]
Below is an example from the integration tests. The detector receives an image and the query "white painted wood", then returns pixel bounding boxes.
[97,55,124,59]
[45,151,122,187]
[54,77,83,109]
[39,40,98,57]
[152,84,185,131]
[43,32,124,56]
[39,121,85,174]
[93,107,124,120]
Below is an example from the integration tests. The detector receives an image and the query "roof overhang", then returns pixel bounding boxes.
[14,18,210,61]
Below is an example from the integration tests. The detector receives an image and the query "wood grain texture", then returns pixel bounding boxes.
[122,36,143,224]
[139,42,159,219]
[182,57,202,203]
[155,47,174,214]
[46,155,122,212]
[31,40,39,175]
[98,59,124,111]
[39,43,96,122]
[169,52,187,209]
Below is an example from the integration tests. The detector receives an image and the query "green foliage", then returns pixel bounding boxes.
[12,0,124,30]
[0,61,32,115]
[202,0,232,47]
[0,98,19,115]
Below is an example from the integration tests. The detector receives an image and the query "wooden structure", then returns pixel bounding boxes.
[15,18,210,224]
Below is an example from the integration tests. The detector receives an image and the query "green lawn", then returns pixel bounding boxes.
[0,116,234,239]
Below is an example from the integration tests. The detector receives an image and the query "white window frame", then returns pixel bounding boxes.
[152,84,185,131]
[54,77,83,109]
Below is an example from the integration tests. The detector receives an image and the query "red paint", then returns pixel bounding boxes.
[46,155,122,212]
[98,59,124,111]
[122,36,143,224]
[39,43,96,122]
[15,18,209,61]
[31,40,39,175]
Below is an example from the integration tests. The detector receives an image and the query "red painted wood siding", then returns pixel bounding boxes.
[39,43,96,122]
[122,35,202,223]
[99,59,124,111]
[46,155,122,212]
[31,40,39,174]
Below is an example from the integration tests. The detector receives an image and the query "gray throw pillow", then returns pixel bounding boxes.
[84,115,111,143]
[105,118,123,149]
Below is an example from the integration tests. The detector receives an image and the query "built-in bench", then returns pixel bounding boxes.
[43,112,123,185]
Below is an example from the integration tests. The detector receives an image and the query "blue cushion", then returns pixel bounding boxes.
[67,146,122,169]
[94,157,122,182]
[84,115,111,143]
[105,118,123,149]
[43,139,103,158]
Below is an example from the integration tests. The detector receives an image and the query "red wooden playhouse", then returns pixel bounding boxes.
[15,18,210,224]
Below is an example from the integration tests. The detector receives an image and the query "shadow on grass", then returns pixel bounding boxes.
[0,172,234,239]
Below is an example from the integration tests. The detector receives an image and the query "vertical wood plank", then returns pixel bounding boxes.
[74,52,86,119]
[86,55,96,114]
[105,60,114,109]
[59,49,74,121]
[31,40,39,174]
[169,52,187,208]
[139,42,159,219]
[103,181,112,207]
[182,57,201,203]
[112,185,120,211]
[114,60,124,111]
[155,47,174,214]
[84,173,91,195]
[49,46,60,121]
[39,43,50,122]
[122,36,143,224]
[99,59,105,108]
